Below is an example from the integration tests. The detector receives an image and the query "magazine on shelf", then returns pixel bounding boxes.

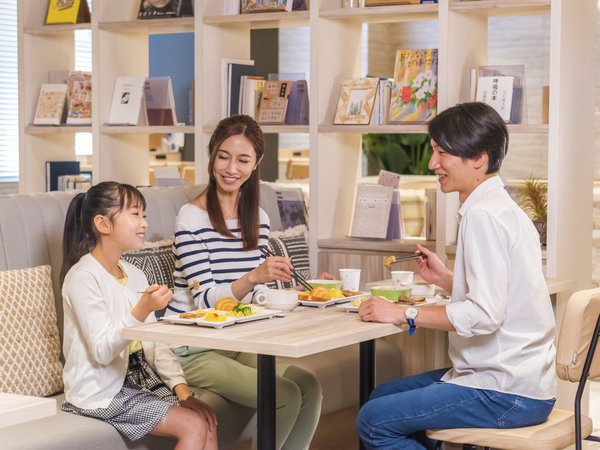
[144,77,178,126]
[241,0,293,13]
[33,84,68,126]
[388,49,438,123]
[229,63,257,116]
[239,76,265,118]
[350,184,394,239]
[364,0,422,5]
[65,71,92,125]
[46,0,90,24]
[371,78,393,126]
[284,80,309,125]
[137,0,193,19]
[475,65,526,124]
[107,77,148,126]
[257,81,292,124]
[333,78,379,125]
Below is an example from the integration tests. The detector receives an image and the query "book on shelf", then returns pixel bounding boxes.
[350,184,394,239]
[65,71,92,125]
[33,84,68,126]
[474,65,526,124]
[378,169,401,188]
[107,77,148,126]
[257,81,292,124]
[284,80,309,125]
[221,58,255,118]
[241,0,293,13]
[46,161,80,192]
[144,77,178,126]
[276,188,308,231]
[388,48,438,124]
[45,0,90,24]
[57,174,91,192]
[364,0,422,5]
[425,187,436,241]
[229,63,258,117]
[371,78,393,126]
[137,0,193,19]
[239,76,265,118]
[333,78,379,125]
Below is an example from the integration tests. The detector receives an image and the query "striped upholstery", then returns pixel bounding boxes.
[265,225,310,290]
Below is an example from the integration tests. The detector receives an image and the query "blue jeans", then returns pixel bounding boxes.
[356,368,555,450]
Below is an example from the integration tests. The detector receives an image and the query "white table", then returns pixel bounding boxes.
[0,393,56,429]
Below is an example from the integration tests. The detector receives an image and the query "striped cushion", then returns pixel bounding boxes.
[265,228,310,290]
[122,242,176,290]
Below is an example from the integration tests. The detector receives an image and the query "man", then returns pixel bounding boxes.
[356,102,556,449]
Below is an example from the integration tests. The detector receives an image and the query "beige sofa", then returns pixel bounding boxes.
[0,184,404,449]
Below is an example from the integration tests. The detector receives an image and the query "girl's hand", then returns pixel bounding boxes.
[250,256,293,284]
[180,396,218,432]
[132,284,172,321]
[416,244,453,293]
[316,272,335,280]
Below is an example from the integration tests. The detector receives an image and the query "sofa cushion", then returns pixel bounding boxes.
[265,225,310,290]
[122,240,176,290]
[0,265,63,396]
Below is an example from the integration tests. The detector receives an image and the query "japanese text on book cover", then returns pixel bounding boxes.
[388,49,438,123]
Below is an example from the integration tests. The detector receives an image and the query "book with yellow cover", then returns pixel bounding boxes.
[45,0,90,25]
[388,49,438,123]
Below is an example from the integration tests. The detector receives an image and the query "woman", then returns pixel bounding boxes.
[168,115,323,450]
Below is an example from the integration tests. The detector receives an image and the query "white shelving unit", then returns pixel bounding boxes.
[18,1,595,330]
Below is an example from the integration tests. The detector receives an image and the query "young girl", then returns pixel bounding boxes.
[167,115,323,449]
[60,181,218,449]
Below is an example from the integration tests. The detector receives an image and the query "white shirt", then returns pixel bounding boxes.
[62,254,187,409]
[442,176,556,400]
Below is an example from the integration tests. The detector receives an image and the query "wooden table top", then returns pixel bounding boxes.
[123,306,406,359]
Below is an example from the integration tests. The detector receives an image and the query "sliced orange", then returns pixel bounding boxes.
[215,297,238,311]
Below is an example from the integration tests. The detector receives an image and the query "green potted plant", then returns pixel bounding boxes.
[518,176,548,246]
[361,133,433,176]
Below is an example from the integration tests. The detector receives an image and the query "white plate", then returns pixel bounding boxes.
[299,292,369,308]
[161,308,281,329]
[337,297,442,313]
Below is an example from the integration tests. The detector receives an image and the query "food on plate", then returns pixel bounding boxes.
[308,286,331,301]
[179,309,207,319]
[215,297,238,311]
[351,297,367,307]
[396,296,426,305]
[298,291,310,301]
[342,290,362,297]
[204,310,227,322]
[328,288,345,299]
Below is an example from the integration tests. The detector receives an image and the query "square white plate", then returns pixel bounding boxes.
[299,292,370,309]
[161,308,281,328]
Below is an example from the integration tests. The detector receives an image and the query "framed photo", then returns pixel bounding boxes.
[333,78,379,125]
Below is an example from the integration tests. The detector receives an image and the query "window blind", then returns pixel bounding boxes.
[0,0,18,182]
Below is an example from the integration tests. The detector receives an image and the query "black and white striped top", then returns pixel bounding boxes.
[167,203,270,313]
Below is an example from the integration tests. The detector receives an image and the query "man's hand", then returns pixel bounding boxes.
[358,296,405,324]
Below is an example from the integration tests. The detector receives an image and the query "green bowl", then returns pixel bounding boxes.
[370,285,413,301]
[306,279,343,290]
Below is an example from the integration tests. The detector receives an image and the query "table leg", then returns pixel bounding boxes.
[359,339,375,450]
[257,354,276,450]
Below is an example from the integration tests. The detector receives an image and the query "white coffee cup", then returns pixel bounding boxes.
[391,270,414,287]
[339,268,361,291]
[254,289,298,311]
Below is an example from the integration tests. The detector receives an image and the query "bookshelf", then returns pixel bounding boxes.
[17,1,595,326]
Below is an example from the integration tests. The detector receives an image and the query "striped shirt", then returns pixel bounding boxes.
[167,203,270,313]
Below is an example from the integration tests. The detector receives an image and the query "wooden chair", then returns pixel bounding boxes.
[427,288,600,450]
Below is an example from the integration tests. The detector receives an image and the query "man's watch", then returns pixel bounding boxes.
[405,306,419,336]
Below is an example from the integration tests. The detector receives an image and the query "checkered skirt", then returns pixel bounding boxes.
[61,349,179,441]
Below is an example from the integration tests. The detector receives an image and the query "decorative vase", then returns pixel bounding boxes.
[533,220,547,247]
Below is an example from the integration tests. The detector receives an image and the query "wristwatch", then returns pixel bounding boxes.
[405,306,419,336]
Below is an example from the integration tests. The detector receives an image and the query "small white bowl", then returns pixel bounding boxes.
[410,282,436,297]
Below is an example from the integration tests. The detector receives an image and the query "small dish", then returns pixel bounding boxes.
[306,279,343,290]
[410,282,436,297]
[370,285,412,301]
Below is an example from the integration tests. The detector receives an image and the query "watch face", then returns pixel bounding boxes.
[405,306,418,320]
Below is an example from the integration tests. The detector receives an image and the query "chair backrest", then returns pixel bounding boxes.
[556,288,600,382]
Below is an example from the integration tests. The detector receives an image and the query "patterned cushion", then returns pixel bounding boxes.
[0,265,63,396]
[265,226,310,290]
[122,242,176,290]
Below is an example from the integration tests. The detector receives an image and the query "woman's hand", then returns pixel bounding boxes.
[132,284,172,321]
[416,244,453,293]
[250,256,293,284]
[180,396,219,432]
[358,296,405,324]
[316,272,335,280]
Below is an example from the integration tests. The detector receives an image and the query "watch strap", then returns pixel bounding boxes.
[407,318,416,336]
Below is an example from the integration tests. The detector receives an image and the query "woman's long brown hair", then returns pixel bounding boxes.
[204,115,264,250]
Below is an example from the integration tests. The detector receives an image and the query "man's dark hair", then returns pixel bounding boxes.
[428,102,509,174]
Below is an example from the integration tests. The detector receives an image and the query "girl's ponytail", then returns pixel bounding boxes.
[60,192,91,286]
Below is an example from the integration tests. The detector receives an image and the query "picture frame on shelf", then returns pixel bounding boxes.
[333,78,379,125]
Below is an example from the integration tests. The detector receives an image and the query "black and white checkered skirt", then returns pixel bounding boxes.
[62,349,179,441]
